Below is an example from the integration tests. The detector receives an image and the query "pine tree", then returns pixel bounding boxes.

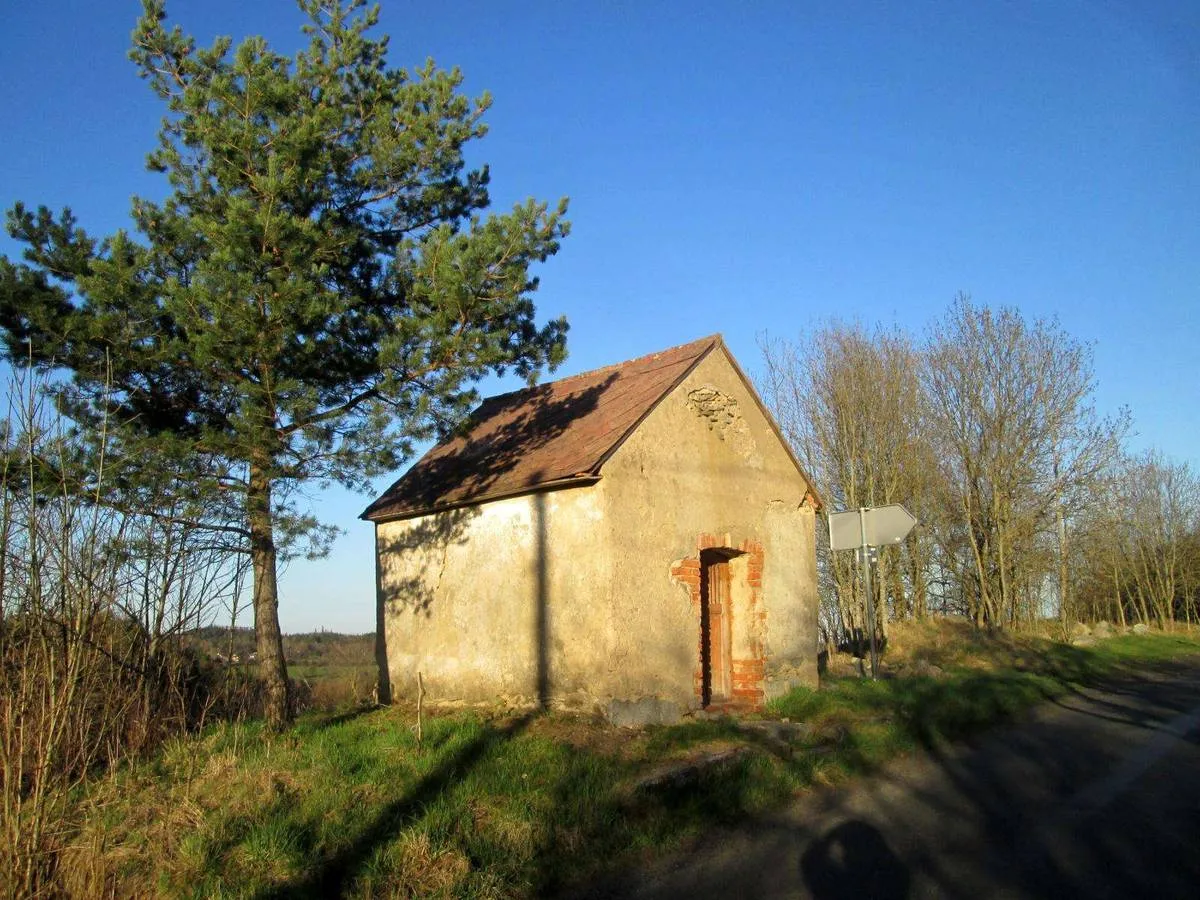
[0,0,569,728]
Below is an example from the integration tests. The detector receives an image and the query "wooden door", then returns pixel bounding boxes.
[701,551,733,705]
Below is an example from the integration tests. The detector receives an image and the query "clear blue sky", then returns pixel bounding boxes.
[3,1,1197,632]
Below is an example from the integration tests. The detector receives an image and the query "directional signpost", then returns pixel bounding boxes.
[829,504,918,551]
[827,505,917,679]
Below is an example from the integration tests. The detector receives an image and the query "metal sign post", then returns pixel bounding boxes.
[859,509,879,679]
[828,504,918,680]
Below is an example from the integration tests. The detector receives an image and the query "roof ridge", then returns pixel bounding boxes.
[486,334,721,402]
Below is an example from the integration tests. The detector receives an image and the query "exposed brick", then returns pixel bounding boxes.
[682,532,773,708]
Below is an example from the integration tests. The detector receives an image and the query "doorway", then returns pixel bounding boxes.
[699,549,734,706]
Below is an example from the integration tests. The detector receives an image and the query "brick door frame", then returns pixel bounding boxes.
[671,533,767,709]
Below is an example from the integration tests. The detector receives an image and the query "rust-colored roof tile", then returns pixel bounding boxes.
[362,335,720,521]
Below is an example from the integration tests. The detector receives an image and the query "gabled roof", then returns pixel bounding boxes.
[361,335,722,522]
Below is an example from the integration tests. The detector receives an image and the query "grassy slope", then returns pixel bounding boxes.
[64,630,1200,898]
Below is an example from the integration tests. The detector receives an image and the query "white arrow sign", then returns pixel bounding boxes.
[828,504,917,551]
[864,504,917,546]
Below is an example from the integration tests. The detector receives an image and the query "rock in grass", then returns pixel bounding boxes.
[909,659,945,678]
[632,747,751,795]
[605,697,683,728]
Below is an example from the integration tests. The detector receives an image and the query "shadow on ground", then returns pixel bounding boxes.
[563,659,1200,900]
[260,712,538,899]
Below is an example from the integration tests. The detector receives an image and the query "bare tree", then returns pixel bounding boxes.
[1075,452,1200,628]
[760,322,933,650]
[922,295,1126,628]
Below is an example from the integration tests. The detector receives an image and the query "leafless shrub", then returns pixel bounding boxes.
[0,366,245,897]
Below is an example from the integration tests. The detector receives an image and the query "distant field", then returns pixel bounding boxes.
[186,627,373,669]
[186,627,377,711]
[289,664,377,681]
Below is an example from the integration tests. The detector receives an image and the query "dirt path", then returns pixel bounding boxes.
[568,659,1200,899]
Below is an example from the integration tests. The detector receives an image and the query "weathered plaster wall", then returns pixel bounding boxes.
[375,486,616,707]
[598,349,819,704]
[375,348,818,710]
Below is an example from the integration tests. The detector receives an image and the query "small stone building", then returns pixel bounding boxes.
[362,335,821,718]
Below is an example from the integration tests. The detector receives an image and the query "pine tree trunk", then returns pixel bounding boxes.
[248,460,291,729]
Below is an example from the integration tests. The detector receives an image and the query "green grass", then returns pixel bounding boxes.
[1086,631,1200,662]
[288,663,376,681]
[67,630,1200,898]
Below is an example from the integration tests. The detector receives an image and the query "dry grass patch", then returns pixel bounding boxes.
[885,617,1043,671]
[368,831,473,898]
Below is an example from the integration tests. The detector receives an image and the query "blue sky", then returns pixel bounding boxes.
[3,1,1197,632]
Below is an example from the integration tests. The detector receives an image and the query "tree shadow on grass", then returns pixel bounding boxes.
[889,673,1064,750]
[303,704,379,734]
[258,710,539,899]
[532,739,765,896]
